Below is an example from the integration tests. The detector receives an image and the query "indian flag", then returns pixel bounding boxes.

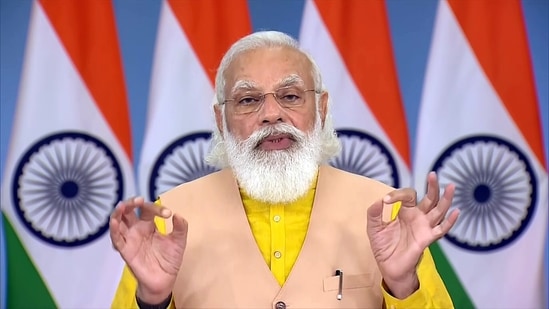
[299,0,411,188]
[138,0,251,201]
[414,0,548,308]
[0,0,136,307]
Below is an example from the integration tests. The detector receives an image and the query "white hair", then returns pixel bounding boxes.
[206,30,340,168]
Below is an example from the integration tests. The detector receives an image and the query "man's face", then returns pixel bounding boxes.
[216,46,327,144]
[212,46,329,203]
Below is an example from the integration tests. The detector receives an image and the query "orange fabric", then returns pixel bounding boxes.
[313,0,410,167]
[168,0,252,86]
[39,0,133,160]
[448,0,546,168]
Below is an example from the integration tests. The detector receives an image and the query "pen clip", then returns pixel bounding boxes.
[335,269,343,300]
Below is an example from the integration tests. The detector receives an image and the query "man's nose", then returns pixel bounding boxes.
[259,93,284,124]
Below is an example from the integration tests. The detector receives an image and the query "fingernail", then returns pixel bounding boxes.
[161,208,172,217]
[383,195,391,203]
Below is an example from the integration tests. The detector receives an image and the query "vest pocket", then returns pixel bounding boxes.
[323,273,374,291]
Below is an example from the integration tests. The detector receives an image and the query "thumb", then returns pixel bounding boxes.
[367,199,384,234]
[170,214,188,241]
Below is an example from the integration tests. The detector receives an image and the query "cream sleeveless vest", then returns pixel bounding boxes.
[160,165,393,308]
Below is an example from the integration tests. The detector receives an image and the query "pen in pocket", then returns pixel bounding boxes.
[335,269,343,300]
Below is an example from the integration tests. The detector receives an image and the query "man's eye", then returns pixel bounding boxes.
[279,93,301,102]
[237,96,260,105]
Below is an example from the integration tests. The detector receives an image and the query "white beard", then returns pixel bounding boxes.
[223,116,323,204]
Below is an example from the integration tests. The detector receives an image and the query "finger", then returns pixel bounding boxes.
[170,214,189,240]
[110,201,126,221]
[139,199,172,221]
[383,188,417,208]
[121,204,139,227]
[426,183,455,227]
[110,201,137,238]
[117,196,171,221]
[432,208,460,239]
[366,199,385,234]
[111,198,141,221]
[109,216,126,251]
[417,172,440,213]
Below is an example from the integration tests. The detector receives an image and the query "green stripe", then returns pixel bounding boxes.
[3,213,57,309]
[430,242,475,308]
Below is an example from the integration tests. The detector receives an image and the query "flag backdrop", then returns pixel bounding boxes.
[299,0,411,188]
[0,0,547,308]
[0,0,136,307]
[138,0,251,201]
[414,0,548,308]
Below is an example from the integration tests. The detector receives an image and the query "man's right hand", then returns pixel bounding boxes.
[109,196,188,304]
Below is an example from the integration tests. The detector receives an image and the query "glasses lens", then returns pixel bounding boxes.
[229,93,261,114]
[275,87,306,108]
[228,88,313,114]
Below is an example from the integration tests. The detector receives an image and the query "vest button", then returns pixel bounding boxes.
[275,301,286,309]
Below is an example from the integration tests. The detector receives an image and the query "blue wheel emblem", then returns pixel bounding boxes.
[11,131,124,247]
[148,132,219,201]
[330,129,399,188]
[431,135,537,251]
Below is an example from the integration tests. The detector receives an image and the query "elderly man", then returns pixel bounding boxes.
[110,31,458,308]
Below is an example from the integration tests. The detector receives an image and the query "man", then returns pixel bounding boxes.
[110,31,458,308]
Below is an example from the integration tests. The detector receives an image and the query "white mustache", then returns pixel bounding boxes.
[243,123,307,149]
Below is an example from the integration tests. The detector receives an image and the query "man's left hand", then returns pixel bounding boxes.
[366,171,460,299]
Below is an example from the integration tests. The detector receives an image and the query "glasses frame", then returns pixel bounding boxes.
[222,88,320,115]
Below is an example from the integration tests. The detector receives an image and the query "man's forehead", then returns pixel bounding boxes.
[225,47,312,90]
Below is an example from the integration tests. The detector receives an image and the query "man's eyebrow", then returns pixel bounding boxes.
[231,80,258,93]
[230,75,305,93]
[276,74,305,88]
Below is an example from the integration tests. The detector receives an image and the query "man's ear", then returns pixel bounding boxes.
[319,91,329,127]
[214,104,224,135]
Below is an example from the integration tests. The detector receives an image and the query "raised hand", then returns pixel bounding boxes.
[109,197,188,303]
[366,172,460,299]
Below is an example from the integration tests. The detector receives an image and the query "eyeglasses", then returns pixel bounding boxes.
[222,87,319,115]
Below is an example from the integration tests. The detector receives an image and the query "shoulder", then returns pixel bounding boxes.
[159,169,235,200]
[319,165,395,191]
